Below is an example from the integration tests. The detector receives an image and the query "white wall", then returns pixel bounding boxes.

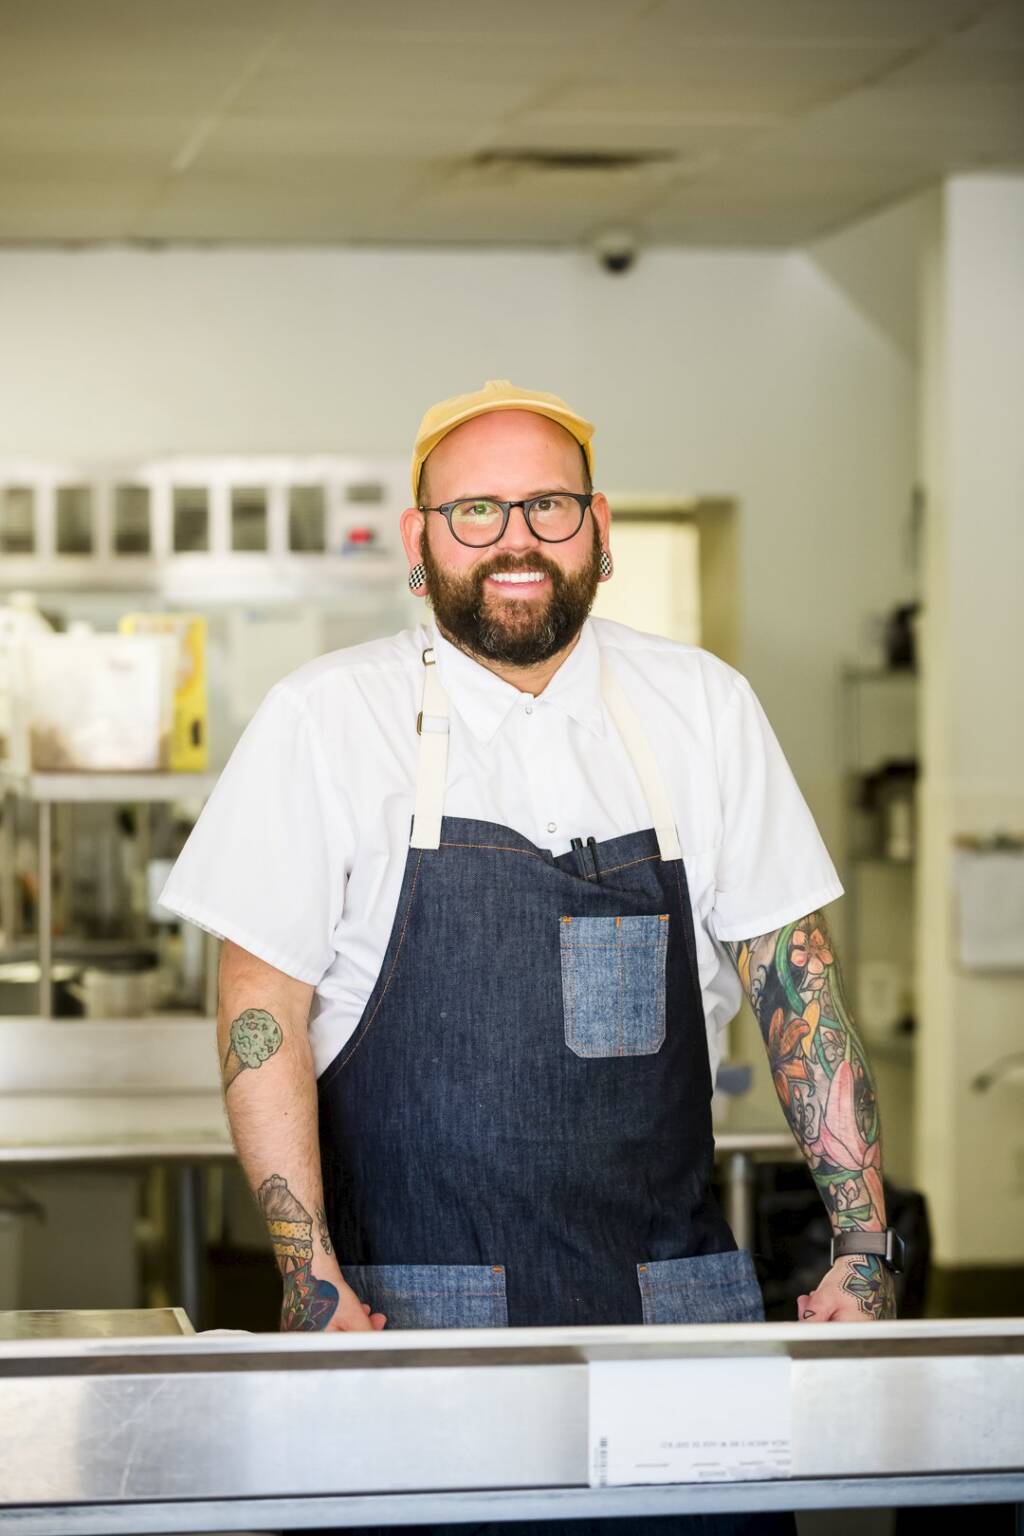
[0,242,918,867]
[916,175,1024,1265]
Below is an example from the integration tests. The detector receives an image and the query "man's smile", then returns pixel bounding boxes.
[485,570,550,594]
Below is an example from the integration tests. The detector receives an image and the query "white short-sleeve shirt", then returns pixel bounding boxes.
[160,616,843,1082]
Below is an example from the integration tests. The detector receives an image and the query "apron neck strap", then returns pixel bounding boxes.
[598,661,682,862]
[409,646,450,850]
[410,640,682,861]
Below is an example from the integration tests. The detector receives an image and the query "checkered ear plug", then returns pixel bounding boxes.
[408,562,427,592]
[599,549,613,578]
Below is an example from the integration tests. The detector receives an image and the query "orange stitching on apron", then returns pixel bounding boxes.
[596,853,661,875]
[439,840,549,861]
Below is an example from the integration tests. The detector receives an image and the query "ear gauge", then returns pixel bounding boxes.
[599,549,613,578]
[408,562,427,593]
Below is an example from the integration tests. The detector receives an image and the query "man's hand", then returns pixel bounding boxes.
[797,1255,896,1322]
[323,1282,388,1333]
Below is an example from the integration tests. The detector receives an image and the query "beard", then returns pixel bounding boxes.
[421,515,602,667]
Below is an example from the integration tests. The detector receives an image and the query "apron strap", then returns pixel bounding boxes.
[409,646,450,850]
[599,661,683,863]
[409,639,683,862]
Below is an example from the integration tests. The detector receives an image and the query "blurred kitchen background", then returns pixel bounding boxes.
[0,0,1022,1328]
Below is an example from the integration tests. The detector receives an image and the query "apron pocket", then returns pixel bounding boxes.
[637,1250,765,1324]
[340,1262,508,1329]
[559,912,669,1058]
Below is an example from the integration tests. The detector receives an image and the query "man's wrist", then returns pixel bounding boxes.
[830,1228,905,1274]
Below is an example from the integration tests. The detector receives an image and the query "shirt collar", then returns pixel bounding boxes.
[428,617,606,745]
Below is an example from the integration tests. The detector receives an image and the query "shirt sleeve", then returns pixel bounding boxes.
[710,674,844,943]
[158,684,349,985]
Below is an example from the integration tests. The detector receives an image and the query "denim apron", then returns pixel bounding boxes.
[317,641,766,1332]
[311,644,797,1536]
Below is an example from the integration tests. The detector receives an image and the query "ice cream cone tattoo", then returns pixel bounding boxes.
[258,1174,339,1330]
[223,1008,283,1090]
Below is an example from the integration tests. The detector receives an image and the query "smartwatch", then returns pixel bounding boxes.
[830,1229,906,1274]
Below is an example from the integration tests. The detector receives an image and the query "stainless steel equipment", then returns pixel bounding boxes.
[0,1319,1021,1532]
[0,1307,192,1340]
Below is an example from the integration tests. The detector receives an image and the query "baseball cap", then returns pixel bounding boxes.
[411,379,594,500]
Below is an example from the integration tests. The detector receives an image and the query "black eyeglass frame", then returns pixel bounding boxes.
[418,491,594,547]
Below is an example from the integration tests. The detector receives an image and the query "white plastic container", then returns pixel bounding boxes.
[26,628,175,771]
[0,591,53,774]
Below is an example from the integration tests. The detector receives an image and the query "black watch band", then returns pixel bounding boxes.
[830,1229,905,1274]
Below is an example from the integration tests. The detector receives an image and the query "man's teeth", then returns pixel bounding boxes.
[490,572,546,583]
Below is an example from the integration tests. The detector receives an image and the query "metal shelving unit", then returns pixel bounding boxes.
[838,665,918,1185]
[0,768,217,1020]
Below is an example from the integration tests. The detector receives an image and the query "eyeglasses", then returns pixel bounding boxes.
[418,492,592,548]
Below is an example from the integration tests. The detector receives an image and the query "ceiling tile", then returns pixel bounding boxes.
[624,0,987,46]
[298,0,651,39]
[0,0,1020,247]
[0,115,196,173]
[0,172,159,239]
[545,42,919,119]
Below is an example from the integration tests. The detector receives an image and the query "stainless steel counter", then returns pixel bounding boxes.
[0,1318,1021,1532]
[0,1307,193,1340]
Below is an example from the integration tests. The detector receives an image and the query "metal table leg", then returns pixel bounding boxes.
[175,1164,206,1331]
[37,799,53,1019]
[725,1149,755,1251]
[1,788,16,944]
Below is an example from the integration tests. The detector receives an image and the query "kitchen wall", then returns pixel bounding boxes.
[0,233,918,841]
[0,225,918,1131]
[916,174,1024,1267]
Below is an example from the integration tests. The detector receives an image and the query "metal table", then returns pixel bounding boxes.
[0,1307,193,1341]
[0,1122,795,1329]
[0,1011,232,1327]
[0,1317,1021,1533]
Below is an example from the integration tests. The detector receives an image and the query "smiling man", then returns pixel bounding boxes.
[162,381,899,1396]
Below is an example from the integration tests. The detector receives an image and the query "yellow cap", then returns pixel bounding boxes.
[411,379,594,500]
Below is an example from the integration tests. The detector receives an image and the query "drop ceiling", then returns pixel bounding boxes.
[0,0,1021,247]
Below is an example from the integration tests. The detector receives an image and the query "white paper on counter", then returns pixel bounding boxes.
[588,1357,792,1486]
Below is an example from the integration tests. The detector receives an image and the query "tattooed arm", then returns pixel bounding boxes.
[725,911,896,1322]
[218,940,385,1332]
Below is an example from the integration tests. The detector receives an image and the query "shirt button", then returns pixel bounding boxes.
[547,821,557,834]
[524,703,533,715]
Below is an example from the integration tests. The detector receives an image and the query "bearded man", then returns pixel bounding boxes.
[162,381,900,1536]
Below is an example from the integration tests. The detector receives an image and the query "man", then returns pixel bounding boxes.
[161,380,899,1343]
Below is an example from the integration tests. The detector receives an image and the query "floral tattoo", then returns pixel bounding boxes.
[728,912,894,1317]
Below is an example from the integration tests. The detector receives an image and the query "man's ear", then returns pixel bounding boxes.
[591,491,612,555]
[399,504,426,566]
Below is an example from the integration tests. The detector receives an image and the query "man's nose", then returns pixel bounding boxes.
[495,503,541,553]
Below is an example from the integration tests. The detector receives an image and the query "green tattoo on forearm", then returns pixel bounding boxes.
[727,911,887,1236]
[222,1008,283,1090]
